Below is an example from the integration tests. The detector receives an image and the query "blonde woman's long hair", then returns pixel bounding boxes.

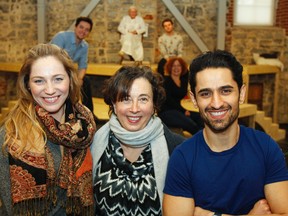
[0,44,81,156]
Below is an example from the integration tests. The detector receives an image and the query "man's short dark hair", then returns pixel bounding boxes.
[162,18,174,27]
[189,50,243,95]
[75,16,93,32]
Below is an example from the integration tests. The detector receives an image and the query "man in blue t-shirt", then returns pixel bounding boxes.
[51,16,94,113]
[163,50,288,215]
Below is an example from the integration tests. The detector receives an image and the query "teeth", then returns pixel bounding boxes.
[210,111,226,116]
[128,116,140,121]
[44,97,58,103]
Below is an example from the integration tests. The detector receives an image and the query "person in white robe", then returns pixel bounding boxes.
[118,6,146,63]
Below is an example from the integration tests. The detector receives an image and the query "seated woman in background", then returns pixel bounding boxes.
[0,44,96,215]
[91,66,185,215]
[158,57,203,135]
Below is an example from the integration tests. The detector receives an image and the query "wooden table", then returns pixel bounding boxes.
[93,97,109,121]
[181,99,257,128]
[0,62,158,76]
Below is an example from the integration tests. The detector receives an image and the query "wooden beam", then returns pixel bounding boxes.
[68,0,101,30]
[217,0,226,50]
[37,0,46,43]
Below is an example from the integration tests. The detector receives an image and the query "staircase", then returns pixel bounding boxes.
[255,110,286,142]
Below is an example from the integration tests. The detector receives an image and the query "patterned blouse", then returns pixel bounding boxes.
[158,33,183,59]
[93,132,162,216]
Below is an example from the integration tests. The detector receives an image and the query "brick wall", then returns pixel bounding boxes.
[227,0,288,35]
[276,0,288,34]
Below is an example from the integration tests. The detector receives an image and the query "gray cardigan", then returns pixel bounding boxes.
[0,129,11,215]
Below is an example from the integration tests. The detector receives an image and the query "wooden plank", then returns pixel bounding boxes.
[0,62,22,73]
[93,97,109,121]
[243,64,280,75]
[0,62,158,76]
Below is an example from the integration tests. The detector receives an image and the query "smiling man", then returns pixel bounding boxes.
[163,50,288,216]
[50,16,94,113]
[157,18,183,75]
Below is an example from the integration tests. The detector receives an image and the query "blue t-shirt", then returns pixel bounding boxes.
[164,125,288,214]
[50,31,88,69]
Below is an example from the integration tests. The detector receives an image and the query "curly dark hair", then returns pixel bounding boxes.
[165,57,188,76]
[103,66,166,115]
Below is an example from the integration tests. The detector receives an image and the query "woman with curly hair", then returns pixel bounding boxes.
[159,57,203,136]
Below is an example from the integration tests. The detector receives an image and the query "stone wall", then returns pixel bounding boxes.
[279,37,288,122]
[0,0,37,62]
[226,27,288,122]
[0,0,218,64]
[0,0,288,122]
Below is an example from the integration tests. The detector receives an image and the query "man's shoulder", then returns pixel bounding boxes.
[136,15,144,21]
[175,131,203,151]
[81,39,89,45]
[158,33,169,41]
[122,15,131,20]
[174,32,183,39]
[51,31,74,44]
[159,33,182,39]
[239,125,275,147]
[54,30,74,37]
[240,125,270,138]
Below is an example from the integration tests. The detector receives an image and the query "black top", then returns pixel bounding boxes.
[160,73,189,114]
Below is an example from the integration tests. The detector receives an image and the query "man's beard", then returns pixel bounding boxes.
[200,106,239,133]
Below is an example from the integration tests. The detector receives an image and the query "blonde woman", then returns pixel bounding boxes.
[0,44,96,215]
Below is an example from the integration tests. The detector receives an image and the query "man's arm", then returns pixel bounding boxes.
[77,46,88,82]
[117,17,127,34]
[265,181,288,215]
[177,35,184,57]
[193,185,288,216]
[158,36,169,59]
[77,68,86,86]
[50,32,65,47]
[163,194,195,216]
[78,68,86,80]
[135,17,146,35]
[194,199,271,216]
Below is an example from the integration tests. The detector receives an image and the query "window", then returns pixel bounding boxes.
[234,0,275,26]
